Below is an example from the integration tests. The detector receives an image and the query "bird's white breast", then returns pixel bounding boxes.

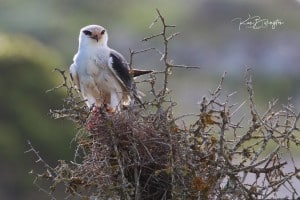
[72,46,124,107]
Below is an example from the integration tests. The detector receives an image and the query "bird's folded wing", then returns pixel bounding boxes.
[107,51,132,91]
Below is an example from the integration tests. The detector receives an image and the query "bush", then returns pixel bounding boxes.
[27,10,300,200]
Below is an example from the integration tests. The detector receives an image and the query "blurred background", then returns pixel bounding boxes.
[0,0,299,199]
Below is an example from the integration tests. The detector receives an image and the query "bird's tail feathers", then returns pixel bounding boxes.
[130,83,145,108]
[131,69,153,77]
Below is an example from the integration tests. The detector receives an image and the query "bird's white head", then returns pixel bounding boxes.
[78,25,108,49]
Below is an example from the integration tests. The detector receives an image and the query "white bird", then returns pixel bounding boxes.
[70,25,138,111]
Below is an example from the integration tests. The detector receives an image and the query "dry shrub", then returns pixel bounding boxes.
[27,10,300,200]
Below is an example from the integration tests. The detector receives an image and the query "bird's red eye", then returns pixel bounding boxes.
[101,30,105,35]
[83,30,92,36]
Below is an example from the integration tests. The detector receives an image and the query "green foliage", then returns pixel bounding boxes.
[0,33,75,199]
[0,33,74,157]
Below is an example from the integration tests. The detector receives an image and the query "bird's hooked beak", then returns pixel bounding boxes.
[90,34,99,42]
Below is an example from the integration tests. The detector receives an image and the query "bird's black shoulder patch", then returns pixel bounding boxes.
[110,52,132,89]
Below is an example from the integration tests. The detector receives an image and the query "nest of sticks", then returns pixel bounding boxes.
[71,107,175,199]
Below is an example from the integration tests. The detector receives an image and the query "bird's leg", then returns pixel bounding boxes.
[90,103,98,112]
[109,92,121,113]
[104,104,115,113]
[86,104,102,132]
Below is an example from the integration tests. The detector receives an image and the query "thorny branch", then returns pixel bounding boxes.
[143,9,200,106]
